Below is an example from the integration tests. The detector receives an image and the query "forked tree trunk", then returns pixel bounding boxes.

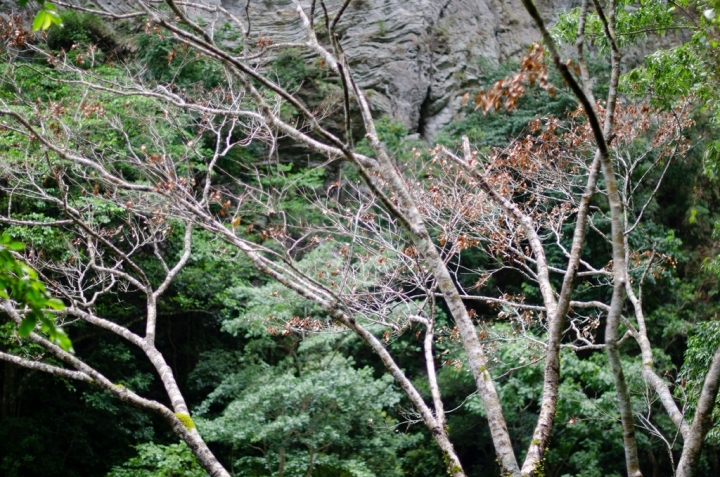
[676,344,720,477]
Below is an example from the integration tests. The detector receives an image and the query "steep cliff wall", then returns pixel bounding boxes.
[220,0,575,138]
[46,0,574,138]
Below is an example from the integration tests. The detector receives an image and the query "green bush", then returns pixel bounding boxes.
[47,11,122,58]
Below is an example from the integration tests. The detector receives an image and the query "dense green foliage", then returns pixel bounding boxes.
[108,443,208,477]
[0,233,69,349]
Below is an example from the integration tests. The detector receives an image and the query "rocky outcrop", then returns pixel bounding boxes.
[63,0,573,138]
[10,1,690,139]
[222,0,576,139]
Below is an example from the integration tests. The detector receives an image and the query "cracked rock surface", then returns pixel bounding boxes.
[37,0,575,138]
[219,0,575,139]
[12,1,688,138]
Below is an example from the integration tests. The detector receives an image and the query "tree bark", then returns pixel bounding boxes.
[676,344,720,477]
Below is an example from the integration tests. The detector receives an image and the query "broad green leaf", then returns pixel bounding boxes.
[18,316,37,337]
[46,9,62,26]
[32,6,62,32]
[5,241,24,251]
[42,12,53,31]
[48,325,73,352]
[45,298,65,310]
[32,11,47,32]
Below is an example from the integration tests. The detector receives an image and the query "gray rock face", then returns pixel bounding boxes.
[220,0,575,139]
[10,1,689,139]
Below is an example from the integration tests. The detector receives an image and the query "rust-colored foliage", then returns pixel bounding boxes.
[0,15,32,47]
[411,100,691,292]
[474,43,556,114]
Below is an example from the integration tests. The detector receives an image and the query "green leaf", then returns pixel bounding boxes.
[5,241,24,251]
[31,6,62,32]
[32,11,47,32]
[45,298,65,310]
[53,328,73,352]
[42,12,53,31]
[46,10,62,26]
[18,316,37,337]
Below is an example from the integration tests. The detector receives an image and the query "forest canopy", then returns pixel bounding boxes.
[1,1,720,477]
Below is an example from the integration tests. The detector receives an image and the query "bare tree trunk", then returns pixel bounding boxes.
[521,1,604,466]
[519,0,642,475]
[676,344,720,477]
[279,446,286,477]
[625,251,690,437]
[382,174,521,476]
[592,2,642,474]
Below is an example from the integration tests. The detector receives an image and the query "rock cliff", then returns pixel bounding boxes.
[47,0,574,138]
[222,0,575,138]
